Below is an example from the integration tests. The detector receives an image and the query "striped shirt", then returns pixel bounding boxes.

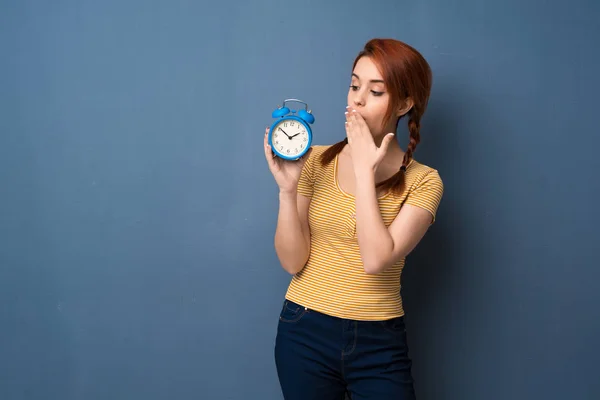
[284,145,444,321]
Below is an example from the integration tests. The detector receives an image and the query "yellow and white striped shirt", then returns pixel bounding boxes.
[284,145,444,321]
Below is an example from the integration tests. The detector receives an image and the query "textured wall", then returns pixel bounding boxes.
[1,1,598,399]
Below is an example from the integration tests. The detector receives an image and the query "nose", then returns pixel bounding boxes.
[351,87,366,107]
[353,94,365,107]
[348,83,367,109]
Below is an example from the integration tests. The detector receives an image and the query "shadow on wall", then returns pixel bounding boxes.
[398,72,506,398]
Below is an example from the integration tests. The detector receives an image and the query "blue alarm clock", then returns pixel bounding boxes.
[269,98,315,161]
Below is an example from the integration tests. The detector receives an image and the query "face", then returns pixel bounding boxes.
[347,56,393,136]
[271,119,310,159]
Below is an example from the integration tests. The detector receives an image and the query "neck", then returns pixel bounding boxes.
[373,122,405,160]
[382,138,405,161]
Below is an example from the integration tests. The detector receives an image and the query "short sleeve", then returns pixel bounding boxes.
[297,147,317,198]
[404,169,444,223]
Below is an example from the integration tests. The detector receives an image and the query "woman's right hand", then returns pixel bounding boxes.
[264,127,311,193]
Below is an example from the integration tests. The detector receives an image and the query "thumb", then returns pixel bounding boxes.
[380,133,395,153]
[297,146,313,165]
[304,146,313,159]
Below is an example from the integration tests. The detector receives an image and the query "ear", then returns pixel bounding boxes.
[396,97,414,117]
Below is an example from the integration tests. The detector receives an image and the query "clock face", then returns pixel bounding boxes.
[271,119,310,158]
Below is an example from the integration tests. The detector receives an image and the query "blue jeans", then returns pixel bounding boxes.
[274,299,417,400]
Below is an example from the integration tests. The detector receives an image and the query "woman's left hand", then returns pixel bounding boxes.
[345,107,395,175]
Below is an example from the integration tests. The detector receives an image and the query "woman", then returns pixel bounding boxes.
[264,38,444,400]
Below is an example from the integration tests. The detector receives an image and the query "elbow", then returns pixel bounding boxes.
[283,266,304,275]
[281,260,306,275]
[361,242,396,275]
[362,253,391,274]
[363,262,388,275]
[362,250,406,275]
[276,245,310,275]
[274,232,311,275]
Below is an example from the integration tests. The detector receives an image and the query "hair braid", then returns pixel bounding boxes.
[320,138,347,166]
[402,109,421,171]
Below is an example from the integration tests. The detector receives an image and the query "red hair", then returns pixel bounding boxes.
[320,38,433,194]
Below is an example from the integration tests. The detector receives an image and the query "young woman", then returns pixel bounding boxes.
[263,38,444,400]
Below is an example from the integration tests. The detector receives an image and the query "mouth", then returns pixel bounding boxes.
[346,107,366,120]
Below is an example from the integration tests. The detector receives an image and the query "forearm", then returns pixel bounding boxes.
[274,190,310,274]
[354,170,395,274]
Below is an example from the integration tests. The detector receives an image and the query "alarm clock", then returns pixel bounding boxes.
[268,98,315,161]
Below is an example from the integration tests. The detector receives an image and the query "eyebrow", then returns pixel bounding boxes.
[352,73,385,84]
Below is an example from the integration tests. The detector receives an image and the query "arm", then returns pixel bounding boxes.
[274,190,311,275]
[354,170,437,275]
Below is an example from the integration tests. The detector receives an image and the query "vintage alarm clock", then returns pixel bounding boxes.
[268,99,315,160]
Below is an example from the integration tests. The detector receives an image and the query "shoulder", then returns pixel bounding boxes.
[301,144,334,171]
[297,144,335,195]
[405,159,443,191]
[306,144,331,160]
[401,159,444,221]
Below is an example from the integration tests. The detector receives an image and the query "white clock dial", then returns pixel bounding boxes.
[271,119,309,158]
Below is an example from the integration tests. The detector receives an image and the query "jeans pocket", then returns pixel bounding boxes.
[279,300,308,324]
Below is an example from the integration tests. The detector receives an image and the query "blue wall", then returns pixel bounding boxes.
[1,1,598,399]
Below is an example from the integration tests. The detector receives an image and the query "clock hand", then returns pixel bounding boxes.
[278,128,292,139]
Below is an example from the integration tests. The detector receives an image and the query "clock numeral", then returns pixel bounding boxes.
[303,137,307,142]
[275,140,279,144]
[286,149,290,154]
[284,122,288,127]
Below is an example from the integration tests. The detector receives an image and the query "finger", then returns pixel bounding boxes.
[265,149,281,174]
[347,113,359,139]
[380,133,395,153]
[349,110,360,126]
[298,147,313,166]
[345,121,353,144]
[305,146,313,158]
[264,128,277,165]
[264,128,271,154]
[264,141,274,166]
[351,111,373,143]
[351,109,366,129]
